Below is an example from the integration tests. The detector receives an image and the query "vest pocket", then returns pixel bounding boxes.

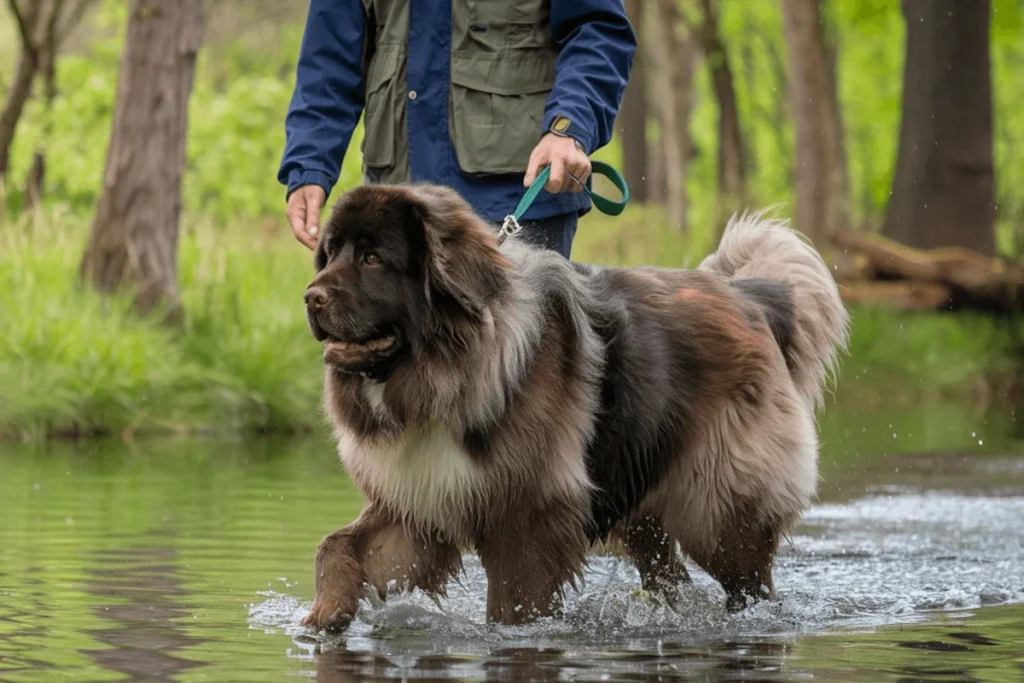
[449,50,555,175]
[361,45,402,169]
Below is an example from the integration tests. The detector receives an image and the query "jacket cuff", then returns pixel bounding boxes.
[286,170,334,201]
[541,113,595,155]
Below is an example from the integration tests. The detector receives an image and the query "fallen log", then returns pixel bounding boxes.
[832,230,1024,312]
[838,280,953,312]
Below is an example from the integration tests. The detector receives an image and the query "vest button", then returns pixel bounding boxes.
[408,90,417,101]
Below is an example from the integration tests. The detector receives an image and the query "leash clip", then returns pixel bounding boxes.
[495,161,630,248]
[497,214,522,245]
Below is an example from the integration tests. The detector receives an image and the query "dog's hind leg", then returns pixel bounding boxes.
[302,504,462,633]
[685,513,780,613]
[618,515,690,603]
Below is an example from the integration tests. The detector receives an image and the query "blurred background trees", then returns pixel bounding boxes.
[613,0,1001,262]
[2,0,1024,314]
[780,0,849,251]
[1,0,96,202]
[79,0,205,320]
[884,0,996,256]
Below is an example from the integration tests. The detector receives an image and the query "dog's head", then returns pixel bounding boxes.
[304,184,511,378]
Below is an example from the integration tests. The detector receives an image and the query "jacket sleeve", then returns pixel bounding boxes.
[277,0,367,200]
[544,0,637,154]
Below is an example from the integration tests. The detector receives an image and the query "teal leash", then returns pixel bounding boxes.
[498,161,630,245]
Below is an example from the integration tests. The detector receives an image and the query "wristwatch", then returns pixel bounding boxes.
[549,116,585,152]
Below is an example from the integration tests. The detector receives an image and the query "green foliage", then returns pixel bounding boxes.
[692,0,794,213]
[0,210,322,440]
[573,202,716,268]
[3,1,361,221]
[844,307,1023,394]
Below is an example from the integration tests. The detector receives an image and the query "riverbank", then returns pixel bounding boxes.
[2,207,1021,441]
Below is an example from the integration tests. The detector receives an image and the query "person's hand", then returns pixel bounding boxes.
[287,184,327,250]
[524,133,591,194]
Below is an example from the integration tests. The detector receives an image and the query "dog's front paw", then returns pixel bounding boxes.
[302,595,356,633]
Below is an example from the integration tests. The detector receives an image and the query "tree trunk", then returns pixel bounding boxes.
[690,0,747,226]
[645,1,696,231]
[883,0,995,256]
[24,1,62,208]
[0,53,37,180]
[23,62,56,209]
[618,0,649,202]
[781,0,850,250]
[0,1,43,180]
[80,0,205,320]
[644,10,667,209]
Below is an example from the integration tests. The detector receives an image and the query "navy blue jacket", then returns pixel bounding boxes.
[278,0,636,222]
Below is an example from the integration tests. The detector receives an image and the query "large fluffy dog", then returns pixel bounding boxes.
[301,183,849,632]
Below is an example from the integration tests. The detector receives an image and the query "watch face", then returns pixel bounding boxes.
[551,116,572,134]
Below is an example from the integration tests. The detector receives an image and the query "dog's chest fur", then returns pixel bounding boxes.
[333,383,486,539]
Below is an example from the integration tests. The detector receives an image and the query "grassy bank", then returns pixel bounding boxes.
[2,206,1021,441]
[0,209,319,440]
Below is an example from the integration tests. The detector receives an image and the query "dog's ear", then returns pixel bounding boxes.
[410,186,510,320]
[313,238,328,272]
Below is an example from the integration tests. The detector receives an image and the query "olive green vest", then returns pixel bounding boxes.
[359,0,557,182]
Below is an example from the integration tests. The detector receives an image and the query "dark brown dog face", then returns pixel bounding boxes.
[304,185,511,378]
[304,188,428,377]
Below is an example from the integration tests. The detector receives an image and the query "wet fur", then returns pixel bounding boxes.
[302,184,850,631]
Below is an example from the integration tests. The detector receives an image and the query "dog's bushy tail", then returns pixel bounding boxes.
[699,210,850,408]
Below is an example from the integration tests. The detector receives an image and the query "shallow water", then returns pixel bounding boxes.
[2,405,1023,681]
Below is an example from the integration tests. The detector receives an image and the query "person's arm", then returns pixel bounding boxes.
[544,0,636,155]
[278,1,367,247]
[524,0,636,194]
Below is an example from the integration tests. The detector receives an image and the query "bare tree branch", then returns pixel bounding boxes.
[682,0,748,226]
[6,0,38,57]
[694,0,719,47]
[58,0,96,44]
[45,0,65,39]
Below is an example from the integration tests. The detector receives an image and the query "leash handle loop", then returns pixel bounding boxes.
[499,161,630,243]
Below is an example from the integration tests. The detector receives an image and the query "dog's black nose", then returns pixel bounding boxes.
[304,286,328,311]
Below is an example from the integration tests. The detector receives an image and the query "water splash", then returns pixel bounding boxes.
[249,490,1024,659]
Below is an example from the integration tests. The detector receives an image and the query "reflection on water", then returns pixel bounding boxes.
[310,639,799,682]
[1,405,1023,681]
[79,546,208,681]
[308,618,1024,683]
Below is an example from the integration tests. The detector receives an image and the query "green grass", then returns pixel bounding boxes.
[0,208,322,440]
[2,204,1021,441]
[839,307,1024,409]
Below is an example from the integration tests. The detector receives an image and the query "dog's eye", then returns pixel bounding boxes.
[362,251,381,266]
